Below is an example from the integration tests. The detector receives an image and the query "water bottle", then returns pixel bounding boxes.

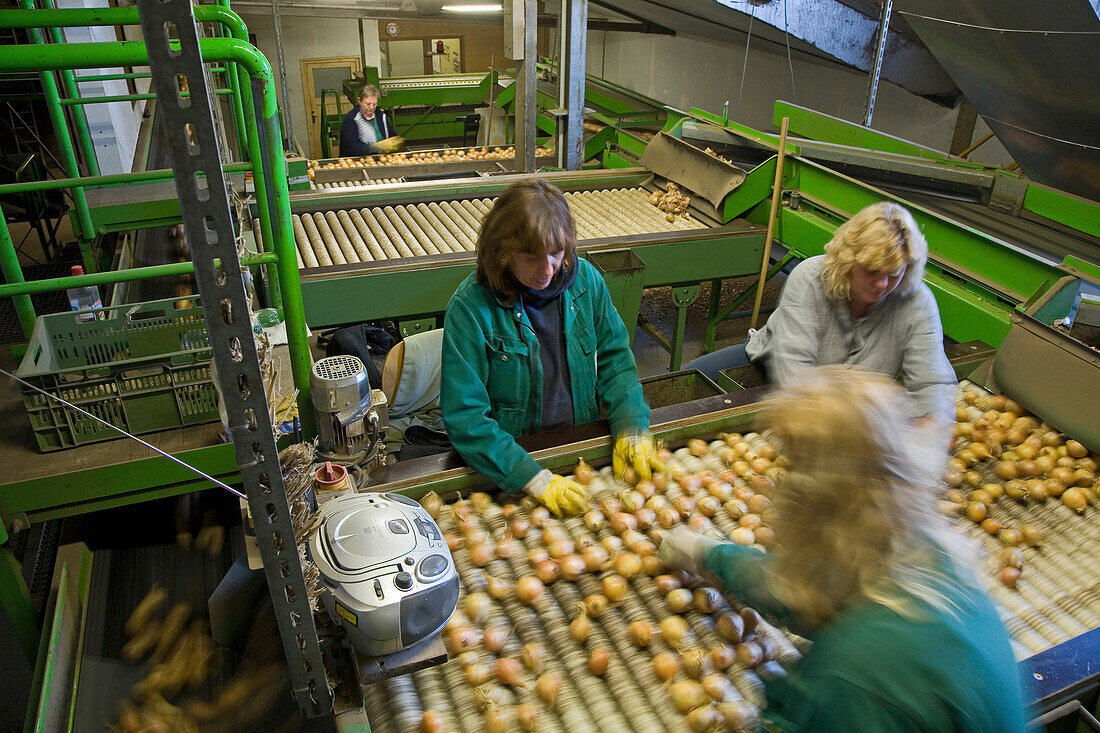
[66,265,102,323]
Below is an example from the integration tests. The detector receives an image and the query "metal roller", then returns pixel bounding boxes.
[323,211,359,264]
[347,209,387,262]
[426,202,474,250]
[299,211,333,266]
[393,205,443,256]
[438,201,480,245]
[358,208,404,259]
[311,212,348,266]
[404,204,457,254]
[380,207,427,257]
[290,215,315,268]
[336,210,374,262]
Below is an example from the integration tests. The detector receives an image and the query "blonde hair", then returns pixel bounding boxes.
[476,179,577,303]
[763,366,965,627]
[821,202,927,301]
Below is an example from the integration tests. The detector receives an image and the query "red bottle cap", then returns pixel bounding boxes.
[71,265,84,276]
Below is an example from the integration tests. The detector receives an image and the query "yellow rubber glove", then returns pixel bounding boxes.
[612,434,665,482]
[524,470,589,517]
[374,136,405,153]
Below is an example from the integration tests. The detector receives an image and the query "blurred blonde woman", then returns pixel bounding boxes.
[659,367,1027,732]
[688,201,955,427]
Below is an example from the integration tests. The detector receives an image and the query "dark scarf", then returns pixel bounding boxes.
[520,254,579,432]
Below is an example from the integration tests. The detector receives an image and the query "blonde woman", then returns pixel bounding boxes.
[688,202,955,426]
[658,367,1027,732]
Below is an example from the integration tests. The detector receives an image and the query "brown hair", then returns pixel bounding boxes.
[358,84,381,101]
[821,202,928,301]
[476,179,577,303]
[763,366,967,628]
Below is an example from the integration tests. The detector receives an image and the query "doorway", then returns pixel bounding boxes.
[300,56,362,159]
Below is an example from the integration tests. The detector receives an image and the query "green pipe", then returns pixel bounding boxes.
[213,0,248,160]
[0,36,313,434]
[0,252,277,298]
[59,88,234,105]
[18,0,97,273]
[0,211,37,337]
[75,71,152,82]
[41,0,99,178]
[0,5,251,160]
[0,161,252,195]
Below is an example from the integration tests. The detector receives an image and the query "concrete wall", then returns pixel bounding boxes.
[586,30,1013,167]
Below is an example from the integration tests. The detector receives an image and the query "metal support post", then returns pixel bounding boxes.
[513,0,538,172]
[557,0,587,170]
[18,0,97,271]
[41,0,100,177]
[860,0,892,127]
[670,284,702,372]
[136,0,330,717]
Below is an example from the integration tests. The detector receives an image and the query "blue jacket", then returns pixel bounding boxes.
[338,108,395,157]
[441,258,650,493]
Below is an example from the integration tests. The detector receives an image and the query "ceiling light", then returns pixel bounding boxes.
[441,3,502,11]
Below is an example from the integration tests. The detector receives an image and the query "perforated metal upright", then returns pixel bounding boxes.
[136,0,333,717]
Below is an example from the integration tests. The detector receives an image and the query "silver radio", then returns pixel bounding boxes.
[308,492,458,657]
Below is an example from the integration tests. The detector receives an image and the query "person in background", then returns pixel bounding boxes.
[658,366,1028,732]
[339,84,398,157]
[688,201,956,430]
[441,179,662,516]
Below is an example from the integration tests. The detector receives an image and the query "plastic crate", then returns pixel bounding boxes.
[16,297,218,452]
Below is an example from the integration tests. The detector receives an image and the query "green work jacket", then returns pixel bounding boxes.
[701,544,1029,732]
[441,258,649,493]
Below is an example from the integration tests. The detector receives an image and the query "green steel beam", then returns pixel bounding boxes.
[1023,184,1100,240]
[774,100,951,161]
[0,161,252,195]
[74,71,152,82]
[687,106,800,156]
[0,538,38,663]
[41,0,99,178]
[0,444,239,524]
[722,157,777,222]
[58,88,233,105]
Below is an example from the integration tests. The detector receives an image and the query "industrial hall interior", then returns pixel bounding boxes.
[1,0,1099,730]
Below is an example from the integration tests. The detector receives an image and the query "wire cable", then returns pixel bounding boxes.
[898,11,1100,35]
[736,3,757,112]
[783,0,797,103]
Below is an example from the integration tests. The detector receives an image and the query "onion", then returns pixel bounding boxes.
[687,705,720,732]
[667,588,694,614]
[735,641,763,668]
[709,643,736,671]
[602,574,628,602]
[747,494,771,514]
[669,680,709,713]
[965,502,987,523]
[621,467,638,485]
[516,703,539,731]
[1067,440,1088,458]
[716,611,744,643]
[534,560,560,585]
[422,709,444,733]
[718,700,759,730]
[527,547,549,565]
[464,592,491,625]
[635,480,657,500]
[516,577,544,605]
[521,642,544,671]
[529,506,550,528]
[652,652,679,682]
[510,517,530,539]
[724,499,748,518]
[470,492,493,512]
[1063,487,1089,513]
[1020,525,1043,547]
[702,672,731,702]
[706,481,734,502]
[687,515,712,533]
[654,574,682,594]
[996,547,1024,570]
[465,662,492,686]
[445,533,462,552]
[631,538,658,556]
[634,507,657,531]
[574,458,594,485]
[980,518,1001,535]
[696,495,722,517]
[999,566,1021,588]
[547,538,575,559]
[495,533,515,559]
[535,673,561,706]
[738,513,762,530]
[643,554,666,576]
[611,512,639,534]
[569,606,592,642]
[673,496,696,515]
[559,555,587,582]
[694,587,724,614]
[485,707,511,733]
[468,542,494,567]
[628,621,653,647]
[496,657,526,687]
[658,507,682,529]
[620,490,645,512]
[583,510,605,533]
[583,545,610,572]
[652,472,670,491]
[614,552,643,578]
[420,492,443,518]
[601,535,624,554]
[587,647,610,676]
[446,625,481,653]
[486,575,512,601]
[741,607,762,636]
[998,528,1024,547]
[600,497,623,517]
[681,648,708,679]
[500,503,518,520]
[584,594,609,618]
[754,525,777,548]
[688,438,709,456]
[482,625,511,654]
[730,527,755,546]
[660,616,689,649]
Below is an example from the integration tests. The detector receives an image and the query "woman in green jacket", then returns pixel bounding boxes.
[659,366,1027,732]
[441,179,661,516]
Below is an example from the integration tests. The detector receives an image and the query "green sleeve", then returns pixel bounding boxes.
[700,543,800,627]
[440,294,541,494]
[769,677,924,733]
[586,262,649,437]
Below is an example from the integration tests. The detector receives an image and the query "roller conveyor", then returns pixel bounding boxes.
[259,187,707,269]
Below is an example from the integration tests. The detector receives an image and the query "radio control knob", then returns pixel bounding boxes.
[394,571,414,591]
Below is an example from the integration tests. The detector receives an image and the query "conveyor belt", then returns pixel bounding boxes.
[309,179,402,190]
[258,188,707,270]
